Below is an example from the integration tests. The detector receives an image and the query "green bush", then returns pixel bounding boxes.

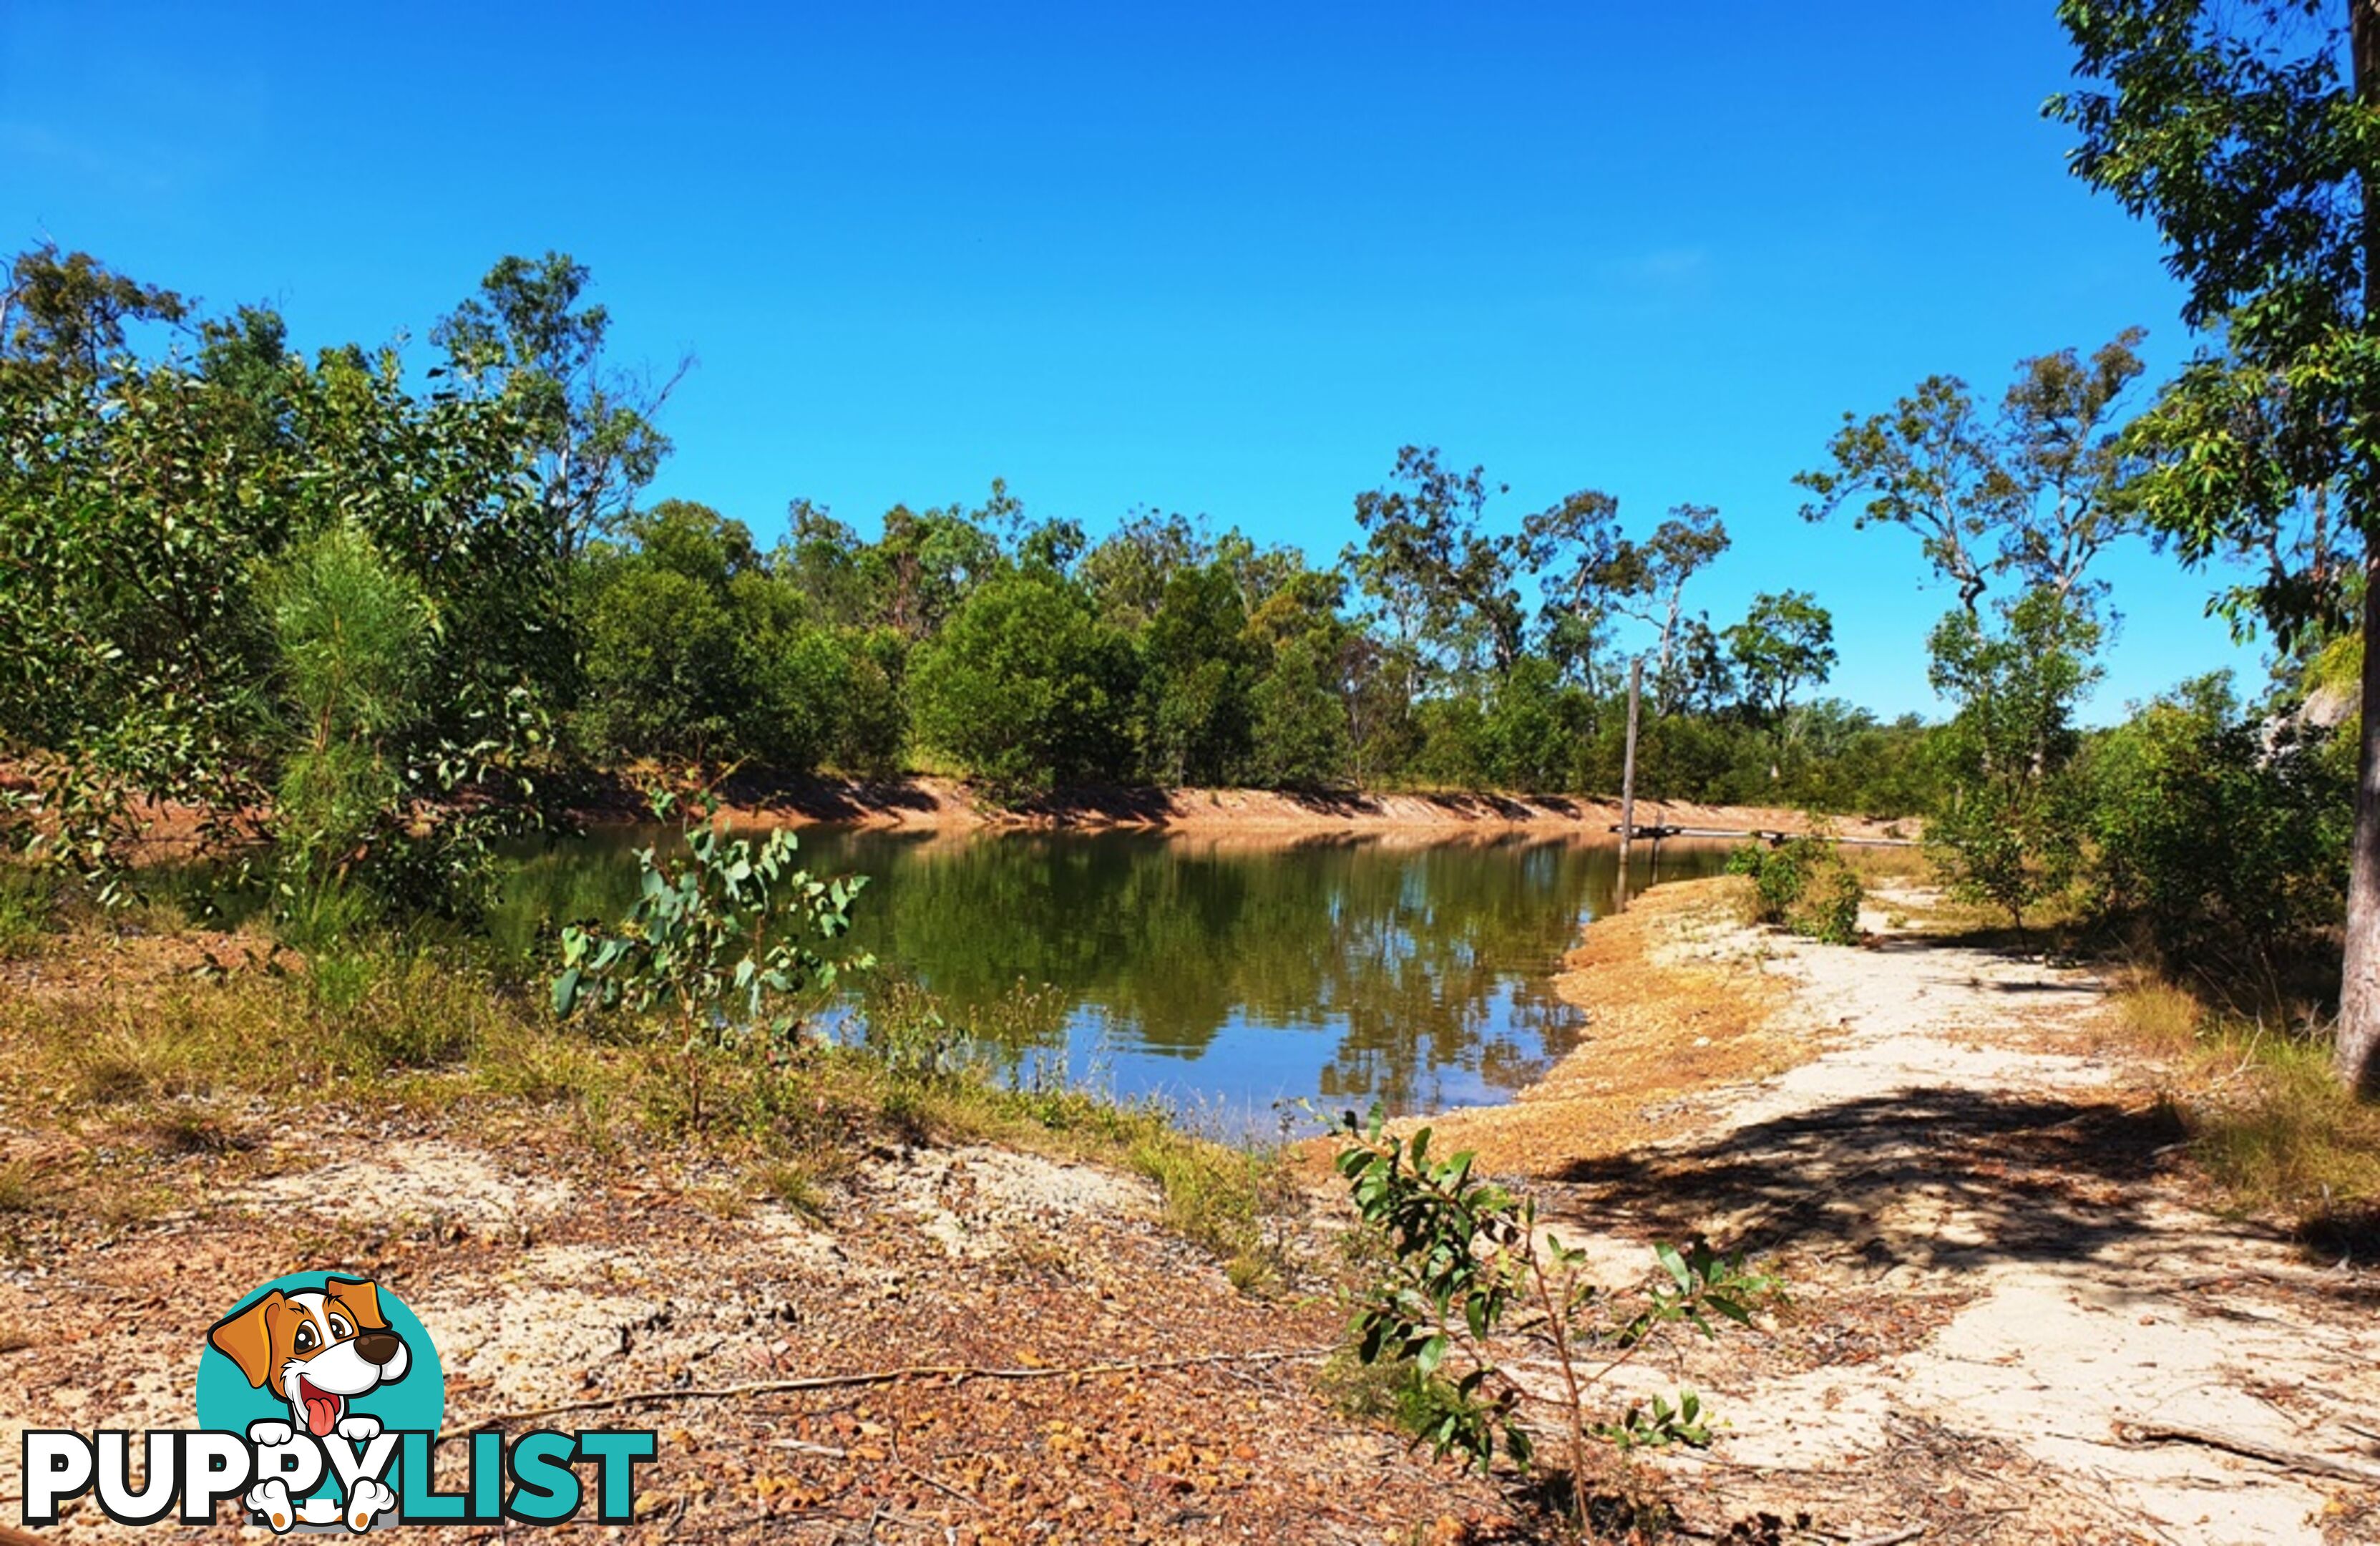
[909,572,1138,795]
[1332,1107,1776,1504]
[1727,836,1863,944]
[1923,591,2099,928]
[2086,674,2351,994]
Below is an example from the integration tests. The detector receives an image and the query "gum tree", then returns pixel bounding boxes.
[2052,0,2380,1093]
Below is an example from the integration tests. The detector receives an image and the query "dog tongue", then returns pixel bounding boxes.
[304,1392,340,1436]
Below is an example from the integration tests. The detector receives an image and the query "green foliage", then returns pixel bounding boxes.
[2087,674,2351,991]
[2052,2,2378,1086]
[1795,332,2147,616]
[264,525,433,885]
[1727,837,1864,945]
[1926,590,2102,928]
[0,865,49,957]
[1349,446,1533,681]
[1332,1107,1775,1499]
[0,246,565,906]
[432,251,676,558]
[1246,632,1354,789]
[909,570,1138,796]
[550,790,872,1047]
[1139,563,1259,785]
[1725,590,1838,738]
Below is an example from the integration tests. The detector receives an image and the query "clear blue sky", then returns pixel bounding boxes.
[4,1,2260,721]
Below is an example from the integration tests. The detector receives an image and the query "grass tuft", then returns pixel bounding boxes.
[2115,976,2380,1248]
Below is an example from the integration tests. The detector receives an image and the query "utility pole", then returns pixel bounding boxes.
[1615,656,1642,913]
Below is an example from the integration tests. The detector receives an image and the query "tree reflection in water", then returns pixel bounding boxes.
[497,827,1730,1132]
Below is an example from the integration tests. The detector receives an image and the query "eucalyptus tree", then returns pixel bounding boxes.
[434,251,684,559]
[1795,331,2148,617]
[2052,0,2380,1092]
[1350,447,1530,681]
[1599,503,1731,712]
[1724,592,1838,757]
[1080,510,1210,627]
[1518,487,1623,694]
[0,242,187,386]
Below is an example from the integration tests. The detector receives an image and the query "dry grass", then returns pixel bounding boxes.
[2113,973,2380,1244]
[0,915,1305,1282]
[1413,877,1795,1178]
[1836,842,1932,885]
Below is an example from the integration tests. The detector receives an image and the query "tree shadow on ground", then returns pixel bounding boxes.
[716,772,943,820]
[1003,783,1181,825]
[1547,1084,2213,1274]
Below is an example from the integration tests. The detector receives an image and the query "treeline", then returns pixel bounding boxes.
[0,242,1927,850]
[0,241,2357,1007]
[576,488,1927,810]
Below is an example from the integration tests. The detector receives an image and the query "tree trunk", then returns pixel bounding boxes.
[2340,553,2380,1095]
[2344,0,2380,1097]
[1616,656,1642,915]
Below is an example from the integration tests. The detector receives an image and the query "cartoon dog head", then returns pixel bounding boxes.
[208,1278,411,1437]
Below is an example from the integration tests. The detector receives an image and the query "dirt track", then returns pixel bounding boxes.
[1440,878,2380,1545]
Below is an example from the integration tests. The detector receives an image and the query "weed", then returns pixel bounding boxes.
[0,1160,44,1214]
[751,1157,829,1220]
[140,1107,251,1157]
[0,865,50,956]
[1126,1130,1295,1290]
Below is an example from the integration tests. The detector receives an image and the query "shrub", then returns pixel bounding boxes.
[550,789,872,1049]
[2086,674,2350,997]
[1332,1107,1775,1507]
[1727,835,1863,944]
[909,572,1138,795]
[1923,591,2099,928]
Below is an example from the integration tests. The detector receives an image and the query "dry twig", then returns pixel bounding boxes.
[2113,1419,2380,1486]
[441,1346,1332,1438]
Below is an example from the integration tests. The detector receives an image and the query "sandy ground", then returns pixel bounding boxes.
[1449,879,2380,1545]
[0,1129,1511,1544]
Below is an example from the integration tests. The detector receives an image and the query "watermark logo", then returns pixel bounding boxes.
[19,1271,654,1532]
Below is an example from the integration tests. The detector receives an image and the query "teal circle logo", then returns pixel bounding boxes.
[195,1272,443,1513]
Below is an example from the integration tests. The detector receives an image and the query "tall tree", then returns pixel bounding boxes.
[1517,487,1623,693]
[434,252,685,558]
[1725,591,1838,749]
[2052,0,2380,1092]
[1599,503,1731,711]
[1796,332,2148,618]
[0,242,187,386]
[1350,447,1528,679]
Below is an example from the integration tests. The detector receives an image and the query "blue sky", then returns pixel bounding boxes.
[4,2,2259,721]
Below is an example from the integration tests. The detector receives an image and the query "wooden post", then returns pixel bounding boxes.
[1616,656,1642,914]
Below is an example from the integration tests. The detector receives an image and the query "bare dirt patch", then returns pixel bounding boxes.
[583,768,1916,842]
[0,1122,1516,1545]
[1457,880,2380,1545]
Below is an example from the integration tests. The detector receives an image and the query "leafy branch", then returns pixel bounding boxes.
[1333,1106,1777,1508]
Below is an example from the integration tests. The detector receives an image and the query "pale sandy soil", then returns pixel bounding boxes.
[1453,880,2380,1545]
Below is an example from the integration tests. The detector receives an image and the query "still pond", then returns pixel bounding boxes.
[495,827,1730,1136]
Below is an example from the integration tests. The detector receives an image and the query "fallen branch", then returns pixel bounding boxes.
[441,1346,1332,1439]
[1845,1529,1926,1546]
[2112,1419,2380,1486]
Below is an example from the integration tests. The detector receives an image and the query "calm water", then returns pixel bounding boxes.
[494,827,1730,1134]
